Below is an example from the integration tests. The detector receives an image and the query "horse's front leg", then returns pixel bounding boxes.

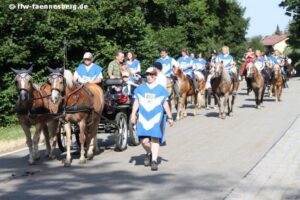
[87,117,100,160]
[214,94,222,118]
[43,124,51,158]
[176,97,184,120]
[79,120,87,164]
[193,94,198,116]
[48,119,59,160]
[183,95,188,117]
[19,117,34,164]
[33,123,45,161]
[274,85,278,102]
[64,122,72,167]
[222,94,229,119]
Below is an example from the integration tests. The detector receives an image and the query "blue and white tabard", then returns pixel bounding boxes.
[216,54,234,69]
[126,59,141,72]
[134,83,169,142]
[156,56,174,77]
[75,63,103,83]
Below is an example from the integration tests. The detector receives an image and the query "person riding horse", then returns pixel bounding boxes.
[216,46,239,95]
[156,48,179,78]
[268,50,288,87]
[73,52,103,84]
[177,48,199,92]
[254,50,271,84]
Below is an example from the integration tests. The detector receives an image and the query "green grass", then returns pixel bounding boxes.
[0,125,29,141]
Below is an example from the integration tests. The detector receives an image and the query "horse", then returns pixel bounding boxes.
[48,67,104,167]
[11,66,59,164]
[211,62,237,119]
[173,68,205,120]
[246,62,265,109]
[272,65,284,102]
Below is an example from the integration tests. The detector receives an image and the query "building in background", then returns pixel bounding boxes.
[262,34,289,54]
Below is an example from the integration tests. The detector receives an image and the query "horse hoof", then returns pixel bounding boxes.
[79,159,86,164]
[34,156,40,161]
[28,160,35,165]
[64,161,72,167]
[87,154,94,160]
[94,148,101,155]
[48,154,56,160]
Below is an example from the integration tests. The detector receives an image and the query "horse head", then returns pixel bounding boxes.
[273,64,281,79]
[47,67,65,105]
[214,62,224,77]
[11,66,33,101]
[246,62,255,79]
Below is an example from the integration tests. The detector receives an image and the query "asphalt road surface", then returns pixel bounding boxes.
[1,78,300,200]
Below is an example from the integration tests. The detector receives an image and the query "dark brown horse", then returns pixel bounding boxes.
[211,62,237,119]
[246,62,265,109]
[11,67,59,164]
[173,68,205,120]
[272,65,284,102]
[48,68,104,167]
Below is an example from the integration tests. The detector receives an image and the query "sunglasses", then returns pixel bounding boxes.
[146,73,156,77]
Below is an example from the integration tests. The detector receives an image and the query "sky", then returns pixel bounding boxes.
[237,0,292,38]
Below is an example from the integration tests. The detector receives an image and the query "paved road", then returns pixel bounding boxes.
[1,78,300,200]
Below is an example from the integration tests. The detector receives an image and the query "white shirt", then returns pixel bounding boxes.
[156,72,167,89]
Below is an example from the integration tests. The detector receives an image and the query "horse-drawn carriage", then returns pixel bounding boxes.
[57,78,140,153]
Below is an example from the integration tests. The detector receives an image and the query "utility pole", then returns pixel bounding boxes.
[63,37,68,69]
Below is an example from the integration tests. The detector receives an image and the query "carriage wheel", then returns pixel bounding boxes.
[128,113,140,146]
[115,112,128,151]
[57,123,80,152]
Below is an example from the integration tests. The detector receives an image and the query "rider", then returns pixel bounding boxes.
[216,46,239,95]
[108,50,125,79]
[193,52,207,75]
[254,50,270,83]
[178,48,199,92]
[269,49,288,87]
[73,52,103,84]
[240,47,255,78]
[156,48,179,78]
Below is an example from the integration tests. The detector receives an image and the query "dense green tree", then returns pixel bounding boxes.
[0,0,249,126]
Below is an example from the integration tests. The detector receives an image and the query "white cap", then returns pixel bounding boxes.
[287,58,292,64]
[145,67,157,75]
[83,52,93,59]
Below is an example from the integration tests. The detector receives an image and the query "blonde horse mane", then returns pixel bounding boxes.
[64,69,74,88]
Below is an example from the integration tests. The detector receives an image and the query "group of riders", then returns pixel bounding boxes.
[74,45,294,109]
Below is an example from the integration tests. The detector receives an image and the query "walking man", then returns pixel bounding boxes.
[130,67,174,171]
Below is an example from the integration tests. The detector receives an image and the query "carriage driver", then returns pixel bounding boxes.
[73,52,103,84]
[216,46,239,95]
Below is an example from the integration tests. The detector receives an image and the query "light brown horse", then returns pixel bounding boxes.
[48,68,104,167]
[272,65,284,102]
[211,62,237,119]
[11,67,59,164]
[173,68,205,120]
[246,62,265,109]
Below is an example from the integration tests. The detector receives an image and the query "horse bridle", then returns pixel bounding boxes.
[48,72,65,96]
[15,73,32,95]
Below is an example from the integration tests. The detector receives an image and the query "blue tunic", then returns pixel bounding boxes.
[75,63,103,83]
[156,57,174,77]
[126,59,141,72]
[134,83,169,142]
[216,54,234,69]
[178,56,193,75]
[193,58,207,71]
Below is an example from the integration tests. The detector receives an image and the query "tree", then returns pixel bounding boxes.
[274,25,282,35]
[0,0,249,126]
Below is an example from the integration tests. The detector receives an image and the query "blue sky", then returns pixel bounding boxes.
[237,0,292,37]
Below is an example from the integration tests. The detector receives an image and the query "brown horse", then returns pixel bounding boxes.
[272,65,284,102]
[211,63,237,119]
[246,62,265,109]
[11,67,59,164]
[173,68,205,120]
[48,68,104,167]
